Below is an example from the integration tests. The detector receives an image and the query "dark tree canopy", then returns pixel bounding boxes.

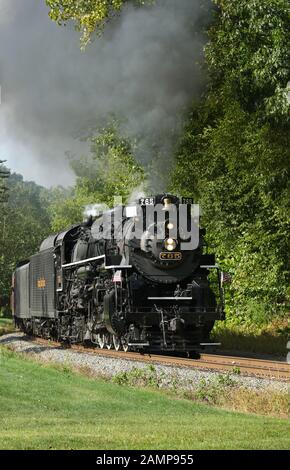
[0,171,52,305]
[206,0,290,121]
[171,0,290,322]
[0,161,10,204]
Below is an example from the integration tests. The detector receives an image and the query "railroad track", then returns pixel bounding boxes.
[32,337,290,382]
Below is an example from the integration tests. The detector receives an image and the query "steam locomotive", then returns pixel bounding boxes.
[12,194,225,353]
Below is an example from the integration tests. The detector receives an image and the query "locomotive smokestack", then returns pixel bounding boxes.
[83,204,106,220]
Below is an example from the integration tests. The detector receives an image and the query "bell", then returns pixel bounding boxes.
[162,198,172,210]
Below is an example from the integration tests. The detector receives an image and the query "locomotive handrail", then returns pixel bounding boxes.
[62,255,105,269]
[200,265,219,269]
[148,297,193,300]
[105,265,132,269]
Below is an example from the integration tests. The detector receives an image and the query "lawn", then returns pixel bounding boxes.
[0,317,14,336]
[0,348,289,450]
[0,318,12,327]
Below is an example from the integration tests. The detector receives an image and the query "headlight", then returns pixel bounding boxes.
[164,238,177,252]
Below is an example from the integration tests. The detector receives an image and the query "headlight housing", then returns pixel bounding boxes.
[164,238,177,252]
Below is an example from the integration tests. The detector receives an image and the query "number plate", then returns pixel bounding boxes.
[139,197,155,206]
[182,197,193,205]
[159,252,183,261]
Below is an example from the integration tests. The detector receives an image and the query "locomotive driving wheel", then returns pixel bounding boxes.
[106,334,113,350]
[97,333,105,349]
[113,335,122,351]
[122,338,129,352]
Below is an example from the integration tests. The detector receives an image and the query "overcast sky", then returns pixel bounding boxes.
[0,0,209,188]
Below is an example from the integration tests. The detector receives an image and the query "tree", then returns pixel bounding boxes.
[171,0,290,323]
[50,123,145,231]
[0,161,10,204]
[0,172,52,309]
[46,0,151,47]
[206,0,290,121]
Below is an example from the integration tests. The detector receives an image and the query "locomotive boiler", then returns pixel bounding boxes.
[12,194,225,353]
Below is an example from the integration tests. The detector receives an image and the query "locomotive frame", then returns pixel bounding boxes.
[12,194,225,354]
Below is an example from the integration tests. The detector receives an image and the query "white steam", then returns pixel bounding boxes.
[0,0,211,188]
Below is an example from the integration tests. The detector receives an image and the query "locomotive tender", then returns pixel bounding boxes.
[12,194,225,353]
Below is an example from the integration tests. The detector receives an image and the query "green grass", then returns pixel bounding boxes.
[0,348,289,450]
[0,318,12,327]
[0,317,14,336]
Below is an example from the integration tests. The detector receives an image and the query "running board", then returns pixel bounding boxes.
[200,343,221,346]
[105,265,132,269]
[62,255,105,269]
[148,297,192,301]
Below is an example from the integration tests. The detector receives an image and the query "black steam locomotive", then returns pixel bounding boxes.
[12,194,225,353]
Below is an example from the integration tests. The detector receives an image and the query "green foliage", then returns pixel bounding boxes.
[0,318,14,336]
[47,186,82,232]
[50,123,145,231]
[171,0,290,323]
[212,319,290,355]
[0,171,52,303]
[113,365,163,388]
[0,161,10,204]
[46,0,152,47]
[195,374,235,404]
[172,102,290,321]
[207,0,290,121]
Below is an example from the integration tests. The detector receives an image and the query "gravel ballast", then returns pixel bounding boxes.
[1,332,289,393]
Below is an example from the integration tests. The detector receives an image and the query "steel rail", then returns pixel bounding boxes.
[32,337,290,382]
